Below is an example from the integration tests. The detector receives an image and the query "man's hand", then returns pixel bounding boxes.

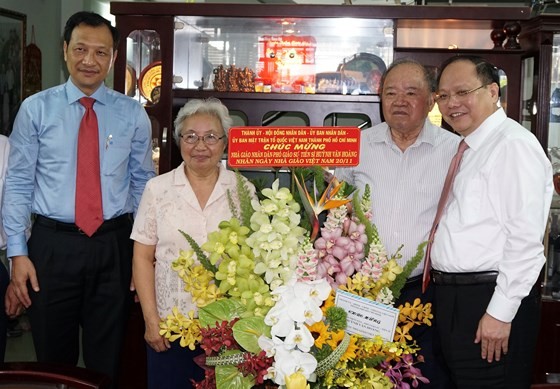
[129,277,140,303]
[10,255,39,308]
[5,282,24,318]
[475,312,511,363]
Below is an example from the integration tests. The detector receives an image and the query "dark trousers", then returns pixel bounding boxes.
[0,261,8,361]
[26,217,133,388]
[395,277,454,389]
[434,282,540,389]
[146,341,205,389]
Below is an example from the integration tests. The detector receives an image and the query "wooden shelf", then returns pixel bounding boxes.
[172,89,380,103]
[111,2,531,22]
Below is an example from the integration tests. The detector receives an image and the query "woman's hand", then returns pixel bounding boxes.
[145,317,170,353]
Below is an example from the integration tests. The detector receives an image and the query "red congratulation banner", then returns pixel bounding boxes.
[228,127,360,168]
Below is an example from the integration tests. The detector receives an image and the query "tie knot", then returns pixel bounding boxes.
[79,97,95,109]
[457,139,469,155]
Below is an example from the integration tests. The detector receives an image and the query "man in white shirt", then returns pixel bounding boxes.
[336,58,460,388]
[431,55,553,388]
[0,134,23,360]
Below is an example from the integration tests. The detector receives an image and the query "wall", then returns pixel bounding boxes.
[1,0,115,90]
[2,0,63,89]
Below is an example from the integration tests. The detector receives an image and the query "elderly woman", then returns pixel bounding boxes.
[131,98,253,389]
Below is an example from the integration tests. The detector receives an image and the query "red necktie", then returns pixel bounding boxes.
[422,139,469,292]
[75,97,103,237]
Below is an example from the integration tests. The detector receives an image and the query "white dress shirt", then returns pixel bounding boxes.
[0,134,8,249]
[336,119,460,276]
[432,108,553,322]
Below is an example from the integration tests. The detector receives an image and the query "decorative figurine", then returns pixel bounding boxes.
[213,65,227,92]
[490,28,506,49]
[503,21,522,50]
[239,67,256,92]
[227,65,241,92]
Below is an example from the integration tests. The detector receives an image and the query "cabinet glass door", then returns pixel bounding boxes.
[125,30,162,105]
[550,34,560,146]
[172,16,393,95]
[124,29,162,174]
[547,34,560,300]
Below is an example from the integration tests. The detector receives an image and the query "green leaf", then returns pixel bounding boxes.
[198,299,246,328]
[235,170,255,229]
[352,192,379,254]
[390,241,428,300]
[178,230,217,274]
[215,362,255,389]
[232,316,270,354]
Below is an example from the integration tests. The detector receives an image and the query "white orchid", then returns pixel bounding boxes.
[270,347,318,386]
[258,334,286,357]
[284,325,315,352]
[258,277,331,386]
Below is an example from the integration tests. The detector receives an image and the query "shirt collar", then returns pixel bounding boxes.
[464,108,507,151]
[65,78,108,106]
[367,119,437,149]
[173,162,232,187]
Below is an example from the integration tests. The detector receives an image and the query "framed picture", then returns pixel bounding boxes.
[0,8,26,136]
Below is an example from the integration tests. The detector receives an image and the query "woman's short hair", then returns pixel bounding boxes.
[173,98,233,145]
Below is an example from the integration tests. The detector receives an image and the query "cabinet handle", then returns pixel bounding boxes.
[162,127,168,145]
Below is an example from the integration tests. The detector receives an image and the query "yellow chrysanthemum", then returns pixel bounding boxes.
[321,291,335,315]
[340,335,359,361]
[306,321,330,349]
[326,329,345,349]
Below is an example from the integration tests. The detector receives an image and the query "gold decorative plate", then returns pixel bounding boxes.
[125,64,136,97]
[139,61,162,103]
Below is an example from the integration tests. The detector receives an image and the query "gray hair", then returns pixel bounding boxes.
[381,58,436,93]
[173,98,233,145]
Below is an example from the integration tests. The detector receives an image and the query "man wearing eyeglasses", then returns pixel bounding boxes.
[3,12,155,387]
[430,55,553,388]
[336,58,460,388]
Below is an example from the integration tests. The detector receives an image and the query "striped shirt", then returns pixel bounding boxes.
[335,119,460,276]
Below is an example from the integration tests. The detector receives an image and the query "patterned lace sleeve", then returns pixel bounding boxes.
[130,180,158,245]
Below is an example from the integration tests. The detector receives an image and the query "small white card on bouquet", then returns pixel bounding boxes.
[335,289,399,342]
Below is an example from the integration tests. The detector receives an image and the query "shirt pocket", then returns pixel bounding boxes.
[102,138,131,176]
[453,175,483,224]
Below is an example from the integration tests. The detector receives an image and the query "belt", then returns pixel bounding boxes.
[34,214,131,235]
[405,274,422,286]
[431,270,498,286]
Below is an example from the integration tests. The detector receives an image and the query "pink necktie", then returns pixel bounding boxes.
[422,139,469,292]
[75,97,103,237]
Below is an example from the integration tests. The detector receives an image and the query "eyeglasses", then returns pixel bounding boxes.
[435,84,487,103]
[179,133,225,145]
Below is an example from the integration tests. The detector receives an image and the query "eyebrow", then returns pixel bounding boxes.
[184,129,219,133]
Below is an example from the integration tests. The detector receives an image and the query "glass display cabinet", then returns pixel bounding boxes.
[520,15,560,386]
[110,2,530,175]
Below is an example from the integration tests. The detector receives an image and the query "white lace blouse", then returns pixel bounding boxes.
[131,163,248,318]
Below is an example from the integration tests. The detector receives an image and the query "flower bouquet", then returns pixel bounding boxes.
[161,170,432,389]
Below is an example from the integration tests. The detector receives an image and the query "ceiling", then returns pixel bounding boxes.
[111,0,531,5]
